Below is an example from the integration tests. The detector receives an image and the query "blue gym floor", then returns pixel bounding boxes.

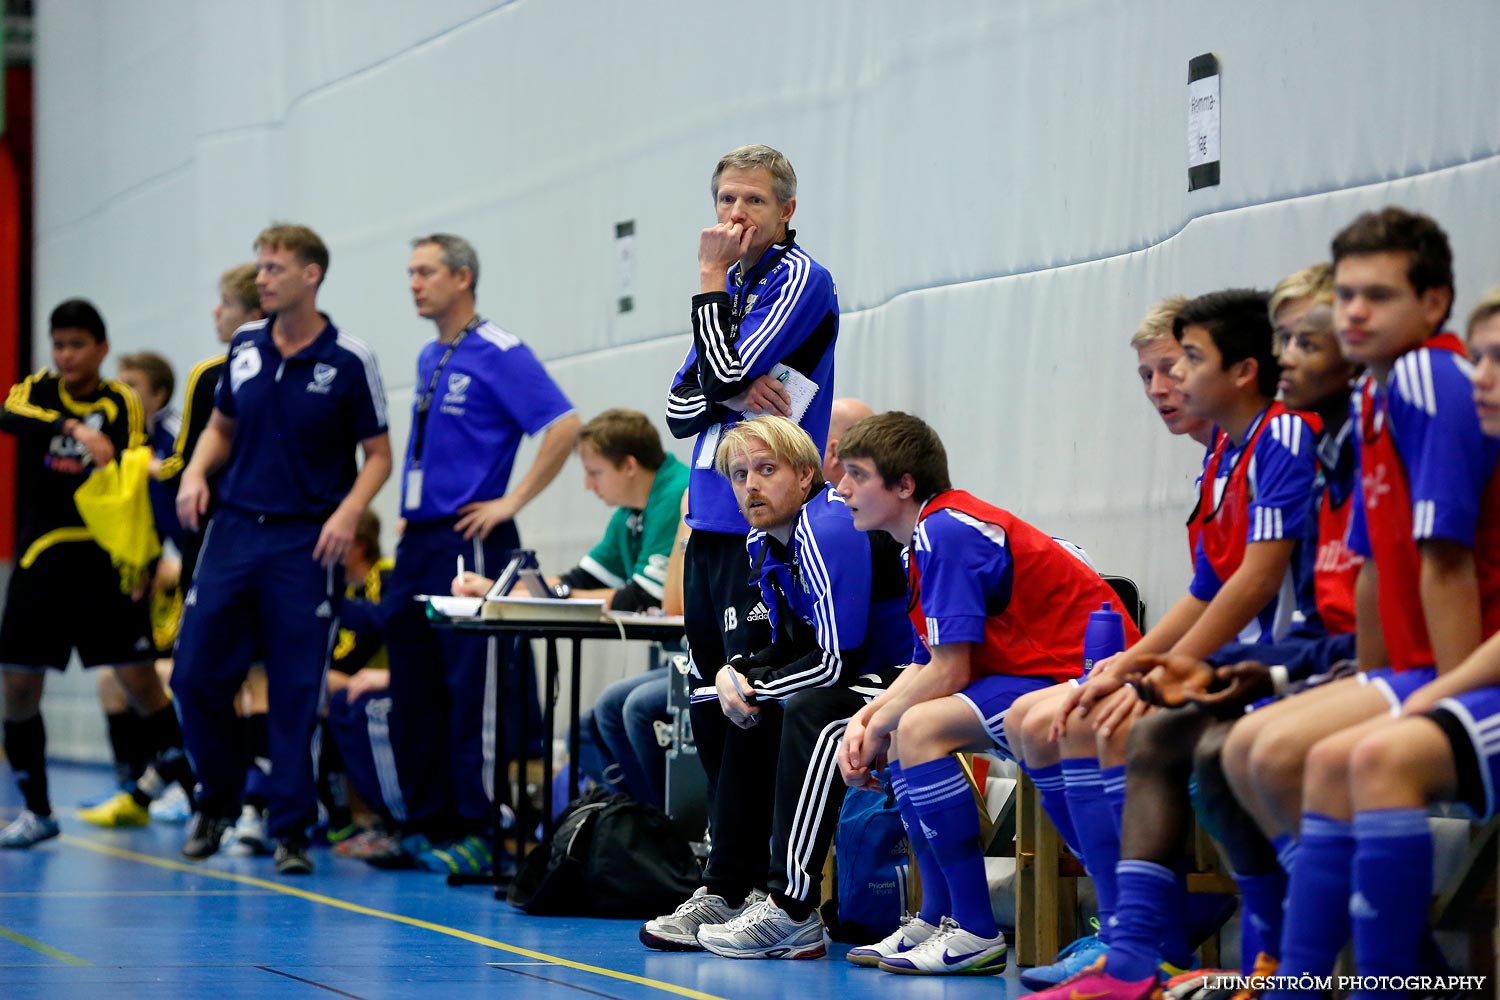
[1,763,1032,999]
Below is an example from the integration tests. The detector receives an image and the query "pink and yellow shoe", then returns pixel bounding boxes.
[1162,967,1235,998]
[1023,957,1161,999]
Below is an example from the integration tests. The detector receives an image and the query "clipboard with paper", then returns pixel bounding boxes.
[734,363,818,422]
[696,364,820,469]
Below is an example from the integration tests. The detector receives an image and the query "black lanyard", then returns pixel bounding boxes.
[411,316,481,465]
[729,243,794,335]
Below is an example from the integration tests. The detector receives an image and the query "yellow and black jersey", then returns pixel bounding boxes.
[157,353,224,485]
[332,557,394,674]
[0,368,145,567]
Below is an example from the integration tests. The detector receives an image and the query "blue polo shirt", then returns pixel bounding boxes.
[399,319,575,523]
[215,315,388,519]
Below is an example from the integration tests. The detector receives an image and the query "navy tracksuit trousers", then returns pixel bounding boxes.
[173,508,342,841]
[383,519,541,841]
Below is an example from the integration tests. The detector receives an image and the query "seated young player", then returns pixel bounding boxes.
[555,409,690,609]
[1134,295,1218,452]
[315,510,411,860]
[0,300,195,847]
[1215,210,1500,999]
[1011,289,1321,986]
[1010,294,1217,986]
[1028,271,1362,1000]
[641,416,915,959]
[453,409,689,808]
[1325,289,1500,997]
[1272,282,1500,997]
[832,411,1139,977]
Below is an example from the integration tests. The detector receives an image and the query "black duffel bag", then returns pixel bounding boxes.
[506,787,701,918]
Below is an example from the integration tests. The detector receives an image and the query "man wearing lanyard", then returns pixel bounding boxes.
[173,224,392,875]
[381,233,579,874]
[663,144,840,926]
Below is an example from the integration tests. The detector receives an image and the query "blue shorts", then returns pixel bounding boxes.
[955,674,1058,759]
[1358,665,1438,714]
[1432,686,1500,819]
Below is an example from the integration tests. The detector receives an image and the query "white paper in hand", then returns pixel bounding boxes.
[737,363,818,422]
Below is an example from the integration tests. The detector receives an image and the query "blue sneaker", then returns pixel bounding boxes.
[1018,930,1110,990]
[416,834,494,875]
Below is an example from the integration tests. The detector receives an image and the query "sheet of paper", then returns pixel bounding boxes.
[422,595,483,618]
[726,363,819,422]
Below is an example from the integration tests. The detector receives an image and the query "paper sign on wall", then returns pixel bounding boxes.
[1188,53,1220,191]
[616,220,636,314]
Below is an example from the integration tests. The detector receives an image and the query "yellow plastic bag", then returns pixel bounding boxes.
[74,445,162,594]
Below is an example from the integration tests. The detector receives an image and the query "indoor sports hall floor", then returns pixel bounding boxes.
[2,763,1031,1000]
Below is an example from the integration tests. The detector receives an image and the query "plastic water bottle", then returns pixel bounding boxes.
[1083,601,1127,676]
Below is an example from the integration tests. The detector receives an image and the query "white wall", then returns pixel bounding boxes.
[29,0,1500,758]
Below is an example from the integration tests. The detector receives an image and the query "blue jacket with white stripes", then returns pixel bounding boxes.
[666,232,839,535]
[734,485,917,701]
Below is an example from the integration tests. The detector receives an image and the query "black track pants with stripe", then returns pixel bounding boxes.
[693,671,897,907]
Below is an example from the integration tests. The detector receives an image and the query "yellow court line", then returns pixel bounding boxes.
[0,924,92,966]
[59,835,725,1000]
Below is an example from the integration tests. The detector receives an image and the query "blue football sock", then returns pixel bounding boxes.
[1235,869,1286,965]
[1155,865,1196,971]
[1267,813,1354,999]
[1244,831,1297,973]
[1351,809,1431,992]
[903,756,997,937]
[1026,760,1082,856]
[1239,906,1264,975]
[1101,763,1127,836]
[1063,757,1119,943]
[890,761,950,925]
[1272,831,1298,874]
[1102,860,1177,983]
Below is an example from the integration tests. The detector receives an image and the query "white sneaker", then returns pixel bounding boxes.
[696,895,829,959]
[148,785,191,824]
[0,810,61,848]
[846,915,941,967]
[222,805,270,857]
[876,916,1008,975]
[639,887,765,951]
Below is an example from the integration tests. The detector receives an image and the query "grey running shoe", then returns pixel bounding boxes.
[697,895,830,959]
[0,810,60,848]
[639,887,766,951]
